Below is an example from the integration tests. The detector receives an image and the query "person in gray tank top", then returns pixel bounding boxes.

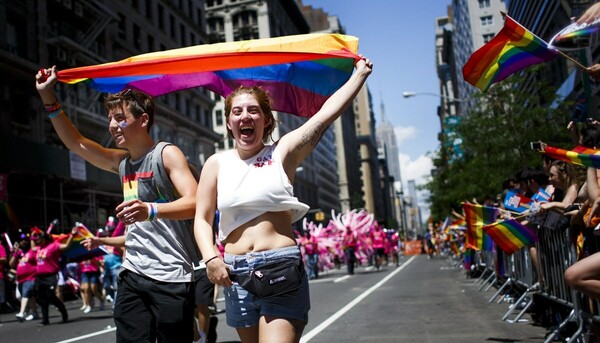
[36,66,199,342]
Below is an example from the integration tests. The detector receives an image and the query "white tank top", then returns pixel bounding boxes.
[217,144,309,241]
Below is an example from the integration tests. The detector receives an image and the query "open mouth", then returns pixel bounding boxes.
[240,125,254,136]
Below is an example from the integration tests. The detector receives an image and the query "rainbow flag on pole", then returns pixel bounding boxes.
[57,33,359,118]
[463,203,498,251]
[463,14,558,92]
[482,219,538,255]
[542,145,600,168]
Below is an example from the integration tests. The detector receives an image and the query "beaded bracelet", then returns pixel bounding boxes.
[45,103,62,112]
[48,108,64,119]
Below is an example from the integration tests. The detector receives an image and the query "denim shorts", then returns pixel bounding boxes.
[223,246,310,328]
[18,280,36,298]
[81,271,100,284]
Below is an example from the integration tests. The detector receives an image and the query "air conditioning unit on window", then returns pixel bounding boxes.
[55,48,68,62]
[63,0,72,9]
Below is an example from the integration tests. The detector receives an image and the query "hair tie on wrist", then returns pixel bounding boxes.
[205,255,219,264]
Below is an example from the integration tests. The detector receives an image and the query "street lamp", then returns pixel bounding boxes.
[402,91,462,103]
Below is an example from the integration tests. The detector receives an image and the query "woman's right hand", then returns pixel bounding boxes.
[82,237,100,251]
[35,66,59,92]
[206,258,233,287]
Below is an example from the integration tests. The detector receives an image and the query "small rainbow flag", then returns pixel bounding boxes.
[57,33,360,118]
[542,145,600,168]
[482,219,538,255]
[53,223,106,262]
[463,203,498,251]
[462,14,558,92]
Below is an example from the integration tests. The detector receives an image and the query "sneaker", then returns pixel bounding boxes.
[105,295,113,303]
[37,320,49,327]
[15,313,25,322]
[83,306,92,313]
[80,304,87,310]
[595,223,600,236]
[25,314,38,321]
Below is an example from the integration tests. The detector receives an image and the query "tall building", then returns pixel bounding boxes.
[375,100,403,226]
[205,0,342,220]
[0,0,220,231]
[452,0,506,112]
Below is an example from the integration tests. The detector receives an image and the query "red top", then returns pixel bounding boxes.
[15,248,38,282]
[80,257,101,273]
[0,244,6,280]
[371,230,386,249]
[36,240,61,275]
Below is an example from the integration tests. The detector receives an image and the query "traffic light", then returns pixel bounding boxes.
[315,211,325,221]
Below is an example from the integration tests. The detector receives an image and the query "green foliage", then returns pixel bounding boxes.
[425,68,574,221]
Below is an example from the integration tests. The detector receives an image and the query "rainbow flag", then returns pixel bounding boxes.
[463,14,558,92]
[0,202,19,228]
[57,33,360,118]
[482,219,538,255]
[53,223,106,262]
[463,203,498,251]
[542,145,600,168]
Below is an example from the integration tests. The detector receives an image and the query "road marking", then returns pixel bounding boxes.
[56,326,116,343]
[300,255,417,343]
[333,275,351,283]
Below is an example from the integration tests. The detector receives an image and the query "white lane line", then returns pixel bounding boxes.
[300,255,417,343]
[333,275,351,283]
[56,326,116,343]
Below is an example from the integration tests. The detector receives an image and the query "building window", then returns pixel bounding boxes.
[483,33,494,43]
[180,24,186,45]
[478,0,490,8]
[118,13,127,39]
[133,24,141,49]
[481,15,493,26]
[158,4,164,30]
[146,0,153,20]
[147,35,154,51]
[216,109,223,126]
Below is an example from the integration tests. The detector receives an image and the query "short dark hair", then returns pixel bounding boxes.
[104,89,155,132]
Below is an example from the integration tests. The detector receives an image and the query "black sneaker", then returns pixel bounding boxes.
[37,321,50,327]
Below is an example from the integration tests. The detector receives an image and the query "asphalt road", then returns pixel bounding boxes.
[1,255,548,342]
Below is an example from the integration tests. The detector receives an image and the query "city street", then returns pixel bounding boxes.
[1,255,548,342]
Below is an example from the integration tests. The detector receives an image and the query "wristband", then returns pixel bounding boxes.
[204,255,220,265]
[48,108,64,119]
[146,203,158,221]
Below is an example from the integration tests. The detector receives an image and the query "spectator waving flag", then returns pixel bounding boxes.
[482,219,538,255]
[542,145,600,168]
[57,33,360,118]
[462,13,558,92]
[463,203,498,251]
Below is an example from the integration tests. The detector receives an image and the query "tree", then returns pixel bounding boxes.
[425,67,574,220]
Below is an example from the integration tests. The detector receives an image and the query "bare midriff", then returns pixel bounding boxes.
[223,210,296,255]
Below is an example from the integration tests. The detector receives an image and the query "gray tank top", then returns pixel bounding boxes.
[118,142,199,282]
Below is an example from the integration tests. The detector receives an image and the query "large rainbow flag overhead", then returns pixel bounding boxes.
[542,145,600,169]
[482,219,538,255]
[462,14,558,92]
[57,33,360,118]
[463,203,498,251]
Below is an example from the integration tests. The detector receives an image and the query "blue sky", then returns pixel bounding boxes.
[301,1,450,216]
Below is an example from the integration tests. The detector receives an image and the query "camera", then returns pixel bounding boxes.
[530,142,542,151]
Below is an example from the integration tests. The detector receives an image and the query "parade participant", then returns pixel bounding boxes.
[79,256,104,313]
[369,224,387,270]
[34,226,77,326]
[343,226,358,275]
[36,66,199,342]
[194,56,372,342]
[9,234,39,322]
[302,232,319,279]
[0,237,8,324]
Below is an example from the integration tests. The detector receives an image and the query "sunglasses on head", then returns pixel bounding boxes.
[122,89,147,114]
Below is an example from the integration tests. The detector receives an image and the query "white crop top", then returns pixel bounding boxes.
[217,144,309,241]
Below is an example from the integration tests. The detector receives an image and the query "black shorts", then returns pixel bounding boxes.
[194,268,215,306]
[374,248,385,257]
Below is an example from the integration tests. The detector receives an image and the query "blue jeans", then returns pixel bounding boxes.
[345,247,356,275]
[306,254,319,279]
[103,268,119,306]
